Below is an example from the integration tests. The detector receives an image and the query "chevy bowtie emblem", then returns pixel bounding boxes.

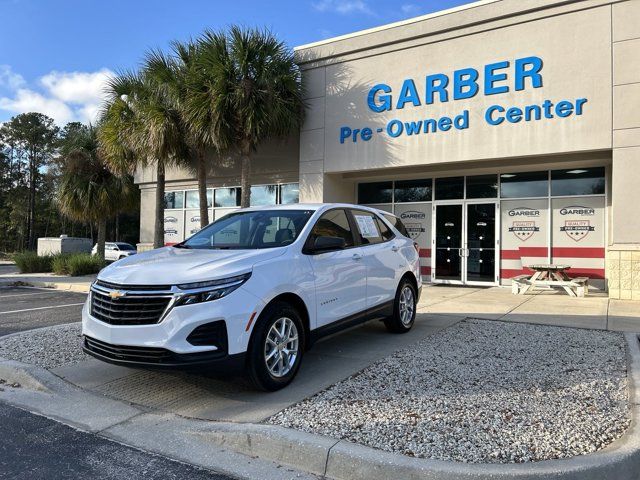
[109,290,125,299]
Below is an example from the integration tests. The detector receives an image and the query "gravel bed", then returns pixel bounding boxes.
[0,323,88,369]
[268,319,630,463]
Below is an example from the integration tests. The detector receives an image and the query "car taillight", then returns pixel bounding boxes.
[413,242,420,254]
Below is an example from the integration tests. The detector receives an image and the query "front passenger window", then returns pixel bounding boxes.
[308,209,354,248]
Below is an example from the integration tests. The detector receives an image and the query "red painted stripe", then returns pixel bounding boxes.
[164,242,177,246]
[419,248,431,258]
[500,268,535,278]
[564,268,605,279]
[501,250,522,260]
[552,247,605,259]
[421,266,432,275]
[501,268,605,280]
[501,247,547,260]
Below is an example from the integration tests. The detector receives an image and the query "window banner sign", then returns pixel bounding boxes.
[500,199,549,283]
[551,196,605,283]
[185,210,202,239]
[164,210,184,245]
[393,203,432,279]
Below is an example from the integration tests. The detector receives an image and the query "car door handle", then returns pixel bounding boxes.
[391,245,399,252]
[352,253,362,261]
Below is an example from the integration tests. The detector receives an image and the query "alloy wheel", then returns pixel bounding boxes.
[399,286,415,326]
[264,317,299,377]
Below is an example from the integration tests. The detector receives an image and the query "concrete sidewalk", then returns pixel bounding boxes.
[418,284,640,332]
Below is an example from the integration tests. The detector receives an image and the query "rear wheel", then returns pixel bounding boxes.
[247,301,304,391]
[384,278,417,333]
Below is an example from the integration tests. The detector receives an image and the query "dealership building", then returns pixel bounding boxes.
[136,0,640,299]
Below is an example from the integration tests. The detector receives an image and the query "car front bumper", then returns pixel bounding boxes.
[82,335,246,370]
[81,282,265,370]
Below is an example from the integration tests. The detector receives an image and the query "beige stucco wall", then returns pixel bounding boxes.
[609,0,640,300]
[322,7,611,173]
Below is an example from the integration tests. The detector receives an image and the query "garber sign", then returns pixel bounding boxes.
[339,55,588,144]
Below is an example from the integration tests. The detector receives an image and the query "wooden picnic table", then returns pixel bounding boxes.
[511,264,589,297]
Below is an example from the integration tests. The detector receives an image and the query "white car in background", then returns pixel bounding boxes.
[82,204,421,391]
[92,242,137,262]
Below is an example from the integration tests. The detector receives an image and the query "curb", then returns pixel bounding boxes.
[0,279,91,293]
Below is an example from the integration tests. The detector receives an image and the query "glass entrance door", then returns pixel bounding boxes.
[433,202,498,285]
[434,204,463,283]
[465,203,497,284]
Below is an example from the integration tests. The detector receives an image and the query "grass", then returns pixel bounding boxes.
[14,251,105,276]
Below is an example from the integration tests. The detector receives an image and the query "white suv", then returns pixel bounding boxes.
[92,242,137,262]
[82,204,421,390]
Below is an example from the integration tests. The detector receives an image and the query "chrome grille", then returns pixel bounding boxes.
[90,284,173,325]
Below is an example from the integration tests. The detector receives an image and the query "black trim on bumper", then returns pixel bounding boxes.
[83,335,245,370]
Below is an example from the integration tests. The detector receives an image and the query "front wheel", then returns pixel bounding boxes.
[247,302,305,391]
[384,278,417,333]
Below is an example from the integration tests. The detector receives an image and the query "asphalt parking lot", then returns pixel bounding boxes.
[0,286,86,336]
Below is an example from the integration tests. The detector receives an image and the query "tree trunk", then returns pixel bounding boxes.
[197,149,210,228]
[27,160,37,250]
[96,217,107,260]
[115,215,120,242]
[240,148,251,208]
[154,162,166,249]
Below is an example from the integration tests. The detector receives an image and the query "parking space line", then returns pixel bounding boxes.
[0,303,85,315]
[0,291,56,298]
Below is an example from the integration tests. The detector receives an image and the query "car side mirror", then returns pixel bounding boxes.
[312,236,346,253]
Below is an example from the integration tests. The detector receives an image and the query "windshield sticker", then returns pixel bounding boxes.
[355,215,379,238]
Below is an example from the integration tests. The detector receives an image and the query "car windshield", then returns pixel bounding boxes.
[115,243,135,250]
[180,209,314,250]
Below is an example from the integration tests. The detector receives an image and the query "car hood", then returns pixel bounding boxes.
[97,246,286,286]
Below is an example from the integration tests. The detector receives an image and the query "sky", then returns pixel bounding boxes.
[0,0,475,126]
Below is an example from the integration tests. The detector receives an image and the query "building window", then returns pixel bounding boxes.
[434,177,464,200]
[185,189,213,209]
[250,185,278,206]
[551,167,605,196]
[214,187,241,208]
[279,183,299,204]
[164,191,184,209]
[500,171,548,198]
[466,175,498,199]
[394,179,432,203]
[358,181,392,204]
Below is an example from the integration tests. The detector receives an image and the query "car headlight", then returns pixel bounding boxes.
[174,272,251,306]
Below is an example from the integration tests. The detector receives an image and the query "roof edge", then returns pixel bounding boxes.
[293,0,500,52]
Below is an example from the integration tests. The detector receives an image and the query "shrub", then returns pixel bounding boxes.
[63,253,105,276]
[51,254,69,275]
[13,251,53,273]
[14,251,104,276]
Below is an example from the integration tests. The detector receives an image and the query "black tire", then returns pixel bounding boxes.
[384,278,417,333]
[247,301,305,391]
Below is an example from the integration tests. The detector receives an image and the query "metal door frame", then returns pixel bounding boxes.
[431,200,499,286]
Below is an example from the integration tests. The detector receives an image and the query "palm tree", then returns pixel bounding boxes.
[58,124,137,259]
[145,42,212,229]
[99,69,190,249]
[192,27,305,208]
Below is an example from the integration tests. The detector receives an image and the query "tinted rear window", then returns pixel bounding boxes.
[384,214,410,237]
